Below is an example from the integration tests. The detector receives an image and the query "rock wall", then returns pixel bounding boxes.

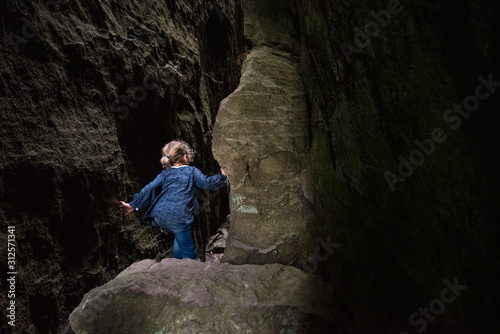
[296,0,500,333]
[0,1,244,333]
[212,0,500,332]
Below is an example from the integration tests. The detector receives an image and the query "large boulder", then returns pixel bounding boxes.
[69,259,335,334]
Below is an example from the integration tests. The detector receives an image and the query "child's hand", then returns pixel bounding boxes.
[220,168,226,176]
[119,201,134,216]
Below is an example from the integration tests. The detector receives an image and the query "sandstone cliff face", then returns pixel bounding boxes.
[0,1,243,333]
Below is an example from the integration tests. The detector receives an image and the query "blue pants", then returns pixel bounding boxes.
[154,217,197,259]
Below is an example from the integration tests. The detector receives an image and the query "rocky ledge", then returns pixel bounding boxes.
[69,259,336,334]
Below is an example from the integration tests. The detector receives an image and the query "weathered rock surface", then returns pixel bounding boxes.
[295,0,500,332]
[69,259,335,334]
[0,1,243,333]
[213,45,313,265]
[212,0,313,266]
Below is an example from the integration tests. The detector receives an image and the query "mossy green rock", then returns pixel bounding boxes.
[69,259,334,334]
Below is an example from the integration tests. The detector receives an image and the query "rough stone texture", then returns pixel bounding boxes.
[2,0,500,333]
[213,46,312,265]
[295,0,500,333]
[0,1,243,333]
[69,258,335,334]
[243,0,299,54]
[212,0,313,266]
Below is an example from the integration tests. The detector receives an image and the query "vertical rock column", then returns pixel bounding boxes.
[212,1,312,265]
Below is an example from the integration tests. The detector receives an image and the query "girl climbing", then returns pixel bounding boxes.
[119,140,226,260]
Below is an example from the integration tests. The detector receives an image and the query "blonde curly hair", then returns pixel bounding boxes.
[160,140,194,169]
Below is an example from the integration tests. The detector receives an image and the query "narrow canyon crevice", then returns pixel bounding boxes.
[1,0,500,333]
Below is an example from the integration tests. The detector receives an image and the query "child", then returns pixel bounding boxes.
[119,140,227,260]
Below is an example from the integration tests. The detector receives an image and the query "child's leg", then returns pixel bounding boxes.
[173,227,197,259]
[156,216,196,259]
[172,238,182,259]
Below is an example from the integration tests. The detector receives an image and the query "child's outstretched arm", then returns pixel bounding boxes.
[118,170,166,216]
[118,201,134,216]
[193,167,227,191]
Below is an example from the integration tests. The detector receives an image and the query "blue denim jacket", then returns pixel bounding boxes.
[129,165,226,227]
